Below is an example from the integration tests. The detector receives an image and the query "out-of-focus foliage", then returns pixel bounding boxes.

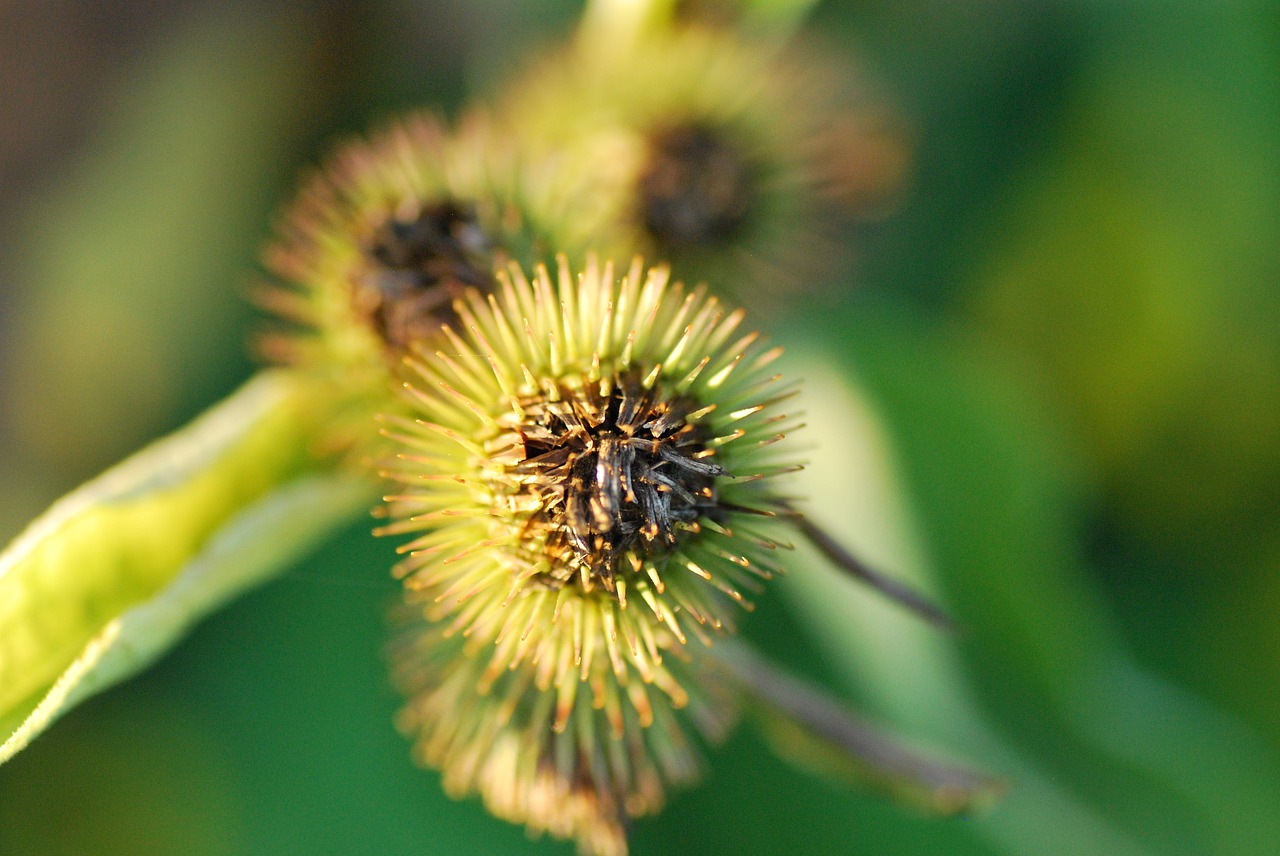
[1,1,1278,855]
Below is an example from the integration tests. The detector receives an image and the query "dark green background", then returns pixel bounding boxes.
[2,2,1278,854]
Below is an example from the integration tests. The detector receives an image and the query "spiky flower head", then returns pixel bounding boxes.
[380,258,802,853]
[390,618,735,856]
[497,26,909,303]
[256,112,591,456]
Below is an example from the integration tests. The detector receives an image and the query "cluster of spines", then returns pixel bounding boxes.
[379,258,802,656]
[244,17,928,856]
[498,26,885,295]
[378,258,802,851]
[391,622,735,856]
[258,114,462,370]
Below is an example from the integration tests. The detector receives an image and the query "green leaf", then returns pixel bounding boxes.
[780,320,1280,855]
[0,370,374,764]
[776,347,1161,856]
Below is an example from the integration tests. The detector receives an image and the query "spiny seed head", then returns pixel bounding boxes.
[382,256,801,640]
[391,623,735,856]
[381,257,802,854]
[498,27,910,302]
[254,112,584,456]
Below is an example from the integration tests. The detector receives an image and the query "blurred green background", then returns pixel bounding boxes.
[2,2,1279,854]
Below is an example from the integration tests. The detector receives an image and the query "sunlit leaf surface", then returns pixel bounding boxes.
[0,371,373,763]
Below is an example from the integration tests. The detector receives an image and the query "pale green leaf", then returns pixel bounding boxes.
[779,351,1159,856]
[0,370,375,763]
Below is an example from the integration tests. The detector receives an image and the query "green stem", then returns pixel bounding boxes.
[580,0,679,45]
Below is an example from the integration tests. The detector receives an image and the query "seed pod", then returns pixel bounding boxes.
[496,27,910,305]
[254,112,588,457]
[379,257,803,853]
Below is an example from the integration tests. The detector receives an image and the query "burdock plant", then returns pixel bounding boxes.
[255,110,599,460]
[0,2,998,855]
[499,19,910,303]
[373,257,989,855]
[382,258,798,853]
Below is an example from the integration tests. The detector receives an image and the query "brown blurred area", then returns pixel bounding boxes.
[0,1,189,203]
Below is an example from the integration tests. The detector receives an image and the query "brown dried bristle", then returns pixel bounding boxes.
[638,123,755,250]
[258,117,510,373]
[506,370,726,592]
[358,200,495,350]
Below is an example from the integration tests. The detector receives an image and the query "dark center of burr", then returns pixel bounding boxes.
[638,123,754,249]
[509,373,727,592]
[357,200,494,349]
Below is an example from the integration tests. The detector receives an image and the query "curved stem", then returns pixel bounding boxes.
[787,507,955,631]
[714,640,1004,815]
